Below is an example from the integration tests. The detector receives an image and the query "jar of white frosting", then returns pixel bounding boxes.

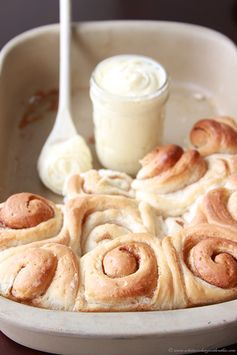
[90,54,169,175]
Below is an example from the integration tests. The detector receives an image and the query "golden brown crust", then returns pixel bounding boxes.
[103,246,138,278]
[137,145,184,180]
[179,225,237,305]
[0,193,63,251]
[156,235,188,310]
[2,117,237,312]
[1,215,237,311]
[75,234,157,311]
[0,192,54,229]
[187,237,237,289]
[74,233,189,312]
[190,116,237,156]
[133,151,235,217]
[86,239,158,302]
[10,248,57,300]
[190,187,237,232]
[135,145,207,193]
[0,242,80,311]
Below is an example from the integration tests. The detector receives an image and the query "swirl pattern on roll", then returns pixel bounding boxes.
[132,144,235,216]
[0,193,54,229]
[0,242,80,310]
[76,234,156,311]
[135,145,207,193]
[0,193,63,250]
[64,169,134,199]
[65,195,159,255]
[187,237,237,288]
[180,225,237,305]
[2,116,237,312]
[190,116,237,156]
[75,233,189,311]
[190,187,237,232]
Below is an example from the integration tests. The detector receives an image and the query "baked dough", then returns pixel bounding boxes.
[178,224,237,305]
[0,225,236,312]
[64,195,160,255]
[74,233,187,311]
[0,241,79,311]
[133,146,237,216]
[190,116,237,156]
[189,187,237,230]
[183,174,237,228]
[0,193,63,250]
[64,169,134,199]
[0,117,237,312]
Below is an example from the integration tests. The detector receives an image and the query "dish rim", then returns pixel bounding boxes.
[1,19,237,63]
[0,296,237,338]
[0,20,237,339]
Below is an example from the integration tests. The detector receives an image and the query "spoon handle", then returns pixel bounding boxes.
[58,0,71,114]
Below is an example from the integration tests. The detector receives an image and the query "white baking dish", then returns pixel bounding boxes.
[0,21,237,354]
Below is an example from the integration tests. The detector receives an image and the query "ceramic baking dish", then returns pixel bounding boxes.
[0,21,237,355]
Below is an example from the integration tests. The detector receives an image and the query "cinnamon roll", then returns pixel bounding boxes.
[0,193,63,250]
[179,225,237,305]
[65,195,159,255]
[64,169,134,199]
[190,116,237,156]
[0,242,80,310]
[132,144,235,216]
[188,186,237,234]
[1,115,237,312]
[136,145,207,190]
[75,233,187,311]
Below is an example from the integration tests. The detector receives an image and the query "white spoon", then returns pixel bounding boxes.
[37,0,92,195]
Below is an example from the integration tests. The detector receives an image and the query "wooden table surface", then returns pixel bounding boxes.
[0,0,237,353]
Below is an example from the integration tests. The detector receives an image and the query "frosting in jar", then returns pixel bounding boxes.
[38,135,92,195]
[90,54,169,175]
[93,55,167,98]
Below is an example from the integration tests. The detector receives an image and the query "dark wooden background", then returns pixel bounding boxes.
[1,0,237,49]
[0,0,237,353]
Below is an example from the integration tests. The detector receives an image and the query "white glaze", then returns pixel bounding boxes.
[90,55,169,175]
[93,55,166,97]
[38,135,92,195]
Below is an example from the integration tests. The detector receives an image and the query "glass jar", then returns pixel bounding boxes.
[90,54,169,175]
